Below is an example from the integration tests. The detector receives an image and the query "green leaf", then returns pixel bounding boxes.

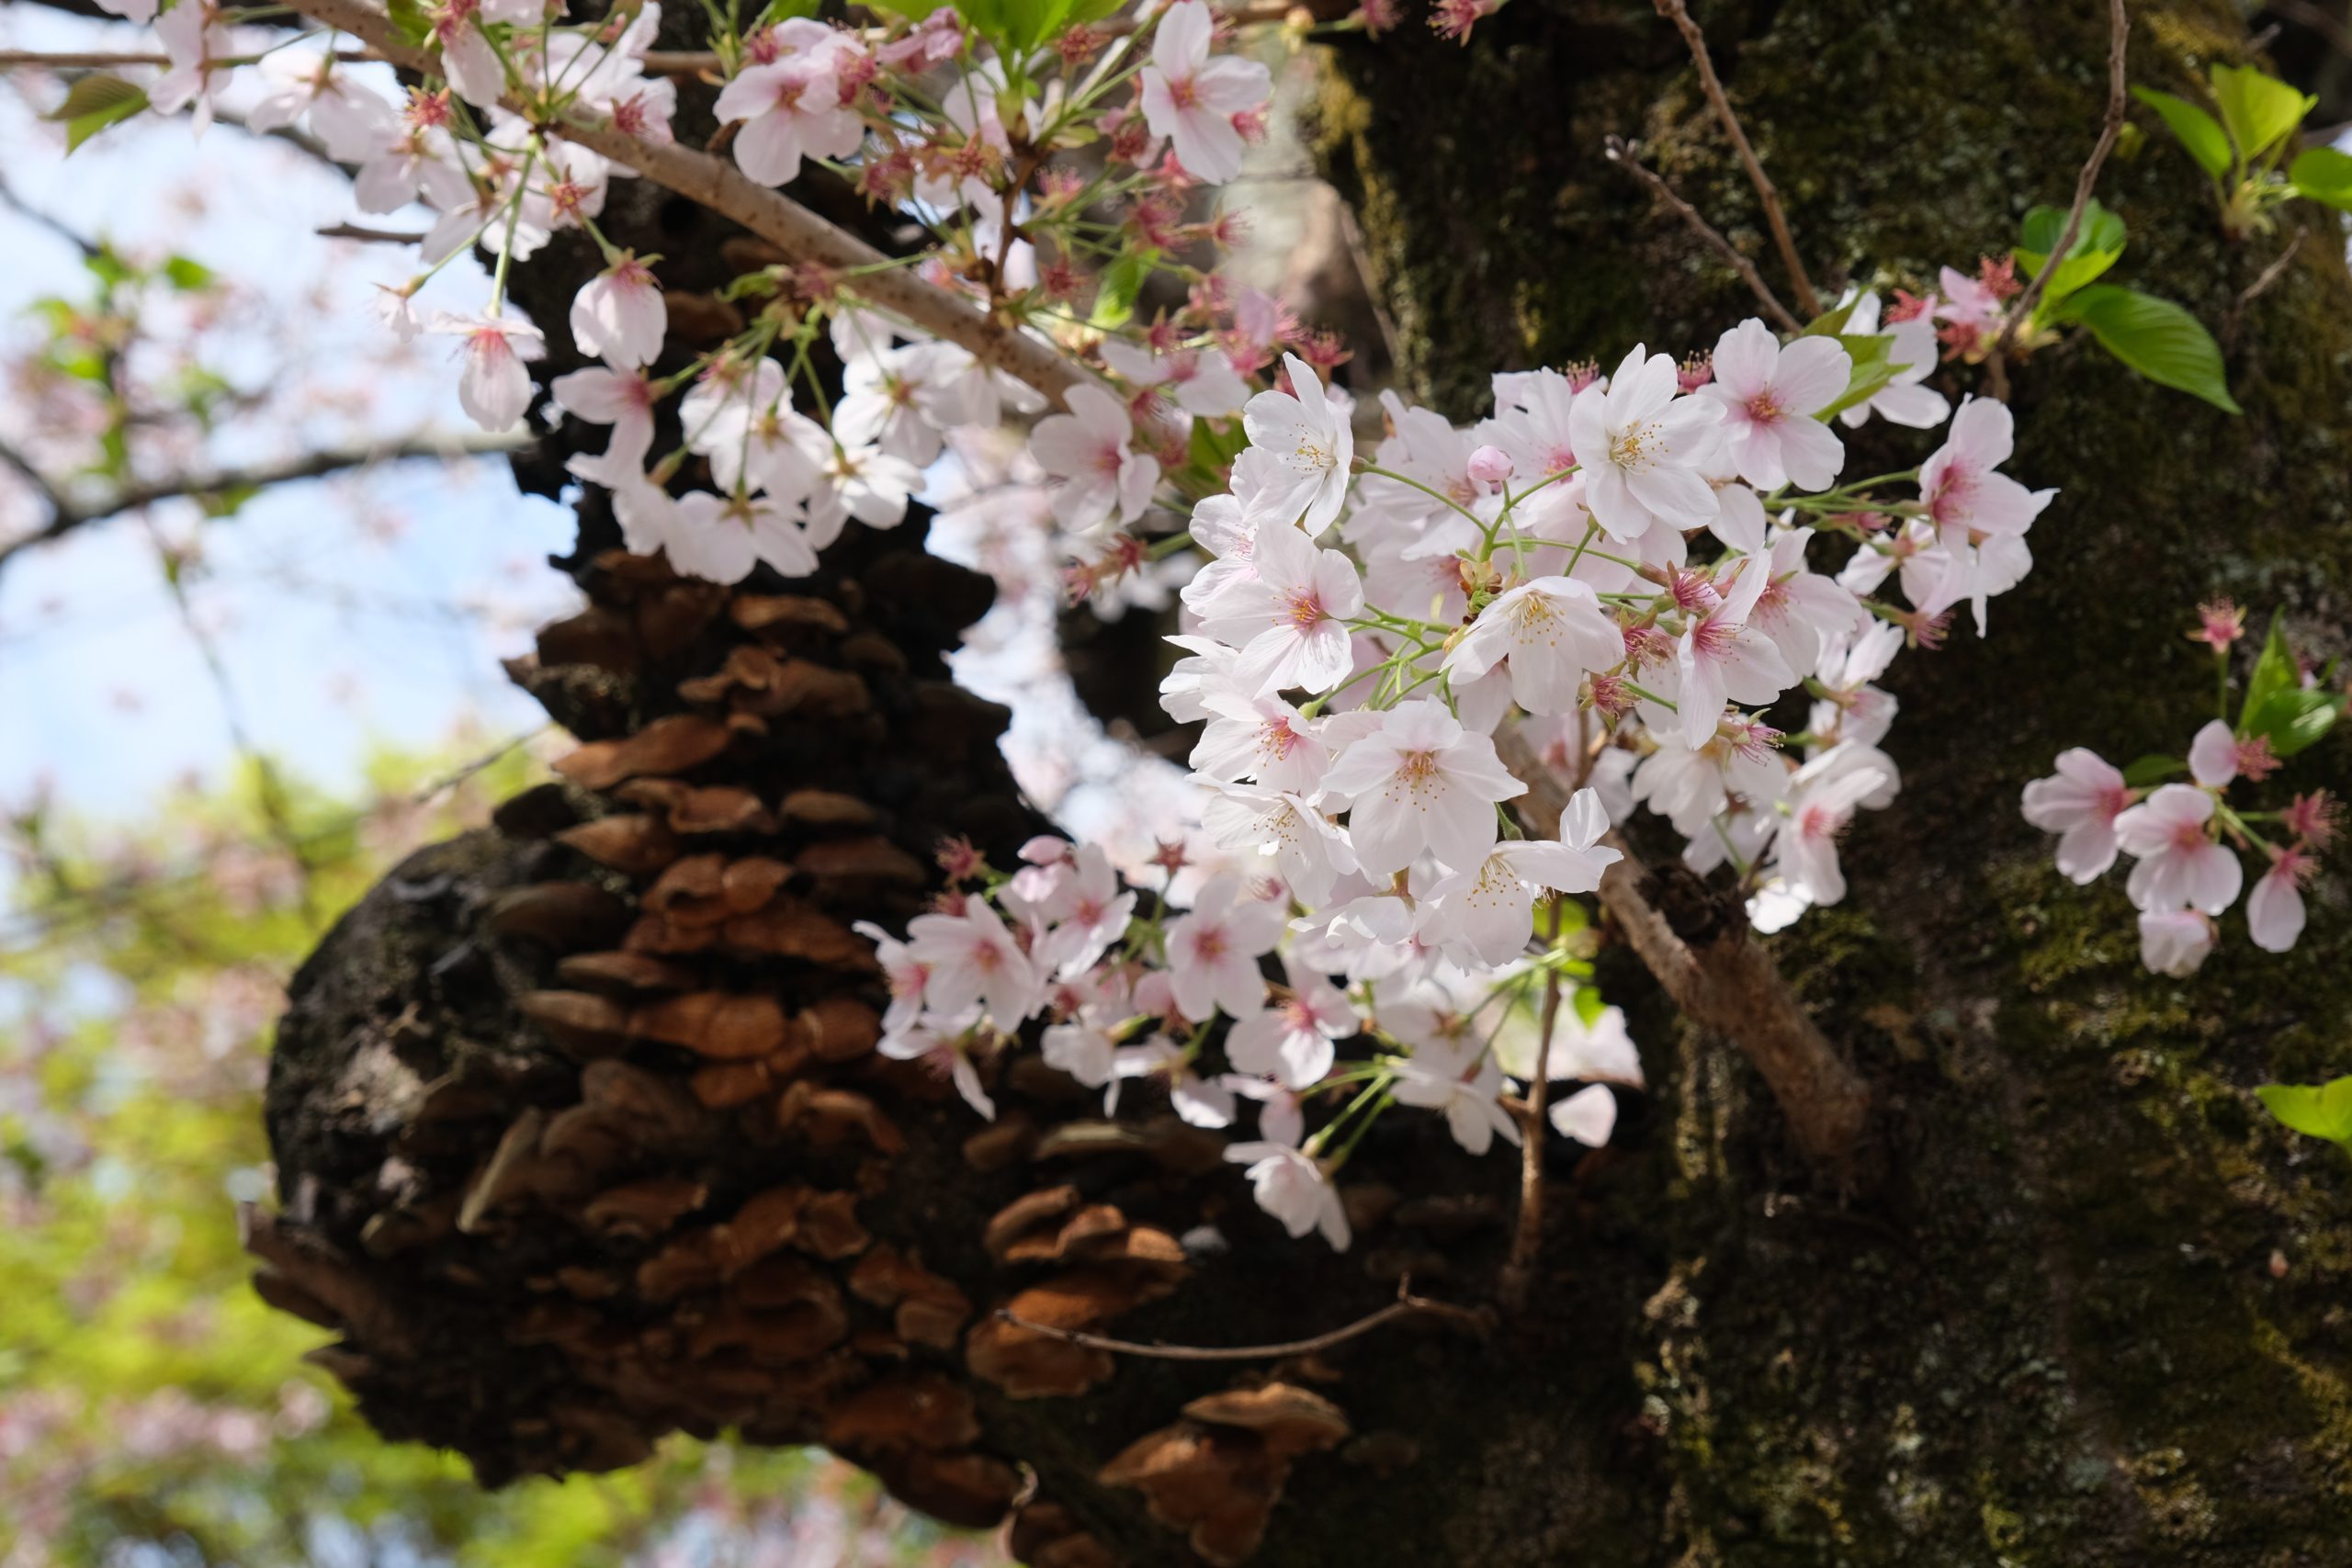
[44,73,149,155]
[2132,85,2233,178]
[2240,611,2296,730]
[385,0,435,47]
[2288,144,2352,212]
[2049,285,2240,414]
[2019,199,2126,260]
[2209,62,2313,163]
[861,0,951,16]
[2245,687,2342,758]
[1089,248,1157,331]
[1187,412,1248,472]
[162,255,215,292]
[1814,332,1898,420]
[2256,1077,2352,1151]
[2121,753,2187,787]
[1800,299,1860,338]
[2015,200,2126,310]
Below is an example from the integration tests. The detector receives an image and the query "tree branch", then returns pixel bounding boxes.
[0,433,524,573]
[1990,0,2128,367]
[996,1279,1489,1361]
[1497,727,1871,1172]
[277,0,1111,411]
[1604,135,1801,333]
[1649,0,1821,320]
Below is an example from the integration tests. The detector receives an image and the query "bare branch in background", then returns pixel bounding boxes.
[0,434,526,575]
[1989,0,2129,388]
[0,172,101,259]
[998,1278,1488,1361]
[1498,727,1872,1172]
[1649,0,1822,320]
[1605,136,1802,333]
[2226,229,2307,349]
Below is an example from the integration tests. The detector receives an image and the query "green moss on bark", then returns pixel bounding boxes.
[1305,0,2352,1561]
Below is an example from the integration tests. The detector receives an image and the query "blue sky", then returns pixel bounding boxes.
[0,8,576,830]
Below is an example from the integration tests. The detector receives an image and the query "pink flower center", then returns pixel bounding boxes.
[1168,74,1202,110]
[1743,389,1785,425]
[2168,818,2209,855]
[1283,589,1327,629]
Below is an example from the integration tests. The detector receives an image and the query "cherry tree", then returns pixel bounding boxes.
[6,0,2352,1562]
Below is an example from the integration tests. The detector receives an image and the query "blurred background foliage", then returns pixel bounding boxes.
[0,743,1005,1568]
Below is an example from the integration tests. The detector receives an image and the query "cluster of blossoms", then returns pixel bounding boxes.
[2023,600,2343,976]
[863,829,1638,1250]
[80,0,2332,1251]
[857,292,2071,1246]
[92,0,1289,584]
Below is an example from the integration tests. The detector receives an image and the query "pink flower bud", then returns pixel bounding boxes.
[1466,445,1514,486]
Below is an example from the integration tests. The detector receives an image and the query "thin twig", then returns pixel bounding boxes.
[1989,0,2129,378]
[280,0,1106,411]
[1497,726,1871,1171]
[2224,229,2306,350]
[996,1280,1488,1361]
[316,221,429,243]
[1604,136,1801,333]
[0,174,101,260]
[1499,896,1562,1315]
[0,433,524,574]
[1649,0,1820,319]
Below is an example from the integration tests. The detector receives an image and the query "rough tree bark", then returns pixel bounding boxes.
[257,2,2352,1564]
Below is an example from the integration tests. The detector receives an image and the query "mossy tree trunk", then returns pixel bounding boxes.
[259,2,2352,1564]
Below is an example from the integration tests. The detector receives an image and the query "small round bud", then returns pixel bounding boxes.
[1466,445,1514,486]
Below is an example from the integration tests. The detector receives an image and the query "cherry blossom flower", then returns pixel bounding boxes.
[153,0,234,131]
[1191,690,1336,792]
[1746,527,1866,680]
[853,919,929,1034]
[2138,908,2216,977]
[1194,519,1363,694]
[880,1026,996,1119]
[1548,1083,1619,1145]
[1442,576,1623,715]
[664,490,819,583]
[2188,718,2241,787]
[1838,292,1951,430]
[1918,397,2052,547]
[1770,745,1897,908]
[906,894,1040,1025]
[2021,749,2134,883]
[1423,788,1620,965]
[245,50,399,159]
[809,441,922,537]
[1042,1010,1121,1089]
[714,21,866,186]
[430,312,544,433]
[2114,784,2243,915]
[1391,1032,1520,1156]
[550,364,658,468]
[1225,1141,1351,1249]
[571,257,666,370]
[1100,339,1250,418]
[1237,354,1353,536]
[1111,1037,1236,1126]
[1322,699,1526,876]
[1201,784,1359,906]
[1162,874,1287,1021]
[1699,317,1851,491]
[1226,954,1354,1089]
[1029,385,1161,529]
[1033,846,1138,978]
[2248,852,2311,954]
[1136,0,1272,184]
[1566,345,1724,541]
[1673,557,1797,748]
